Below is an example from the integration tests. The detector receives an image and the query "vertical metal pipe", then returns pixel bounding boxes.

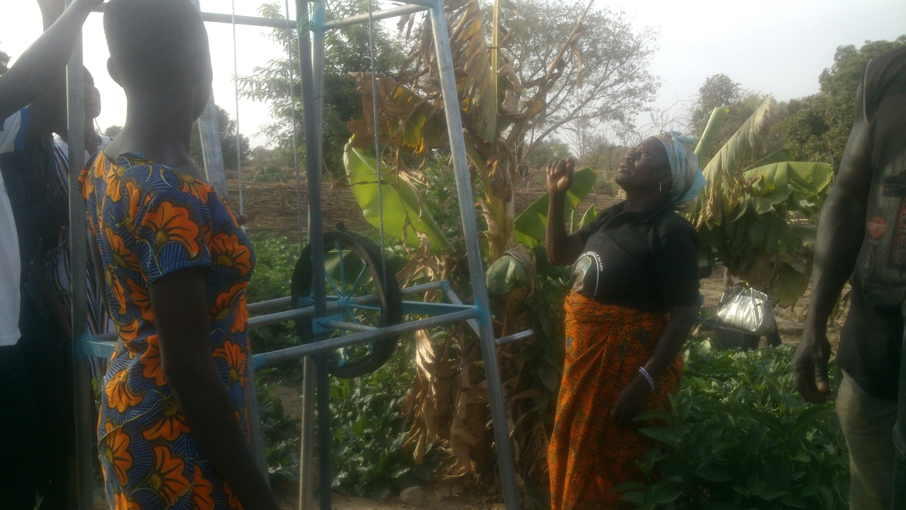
[230,0,244,214]
[65,30,94,509]
[298,357,317,510]
[246,358,271,483]
[427,1,519,508]
[285,0,305,244]
[220,4,268,482]
[197,99,229,198]
[298,3,327,508]
[188,0,229,200]
[313,3,326,166]
[296,1,332,508]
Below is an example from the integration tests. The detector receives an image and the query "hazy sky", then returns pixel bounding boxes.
[2,0,904,147]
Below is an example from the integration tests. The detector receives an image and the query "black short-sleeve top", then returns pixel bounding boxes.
[570,202,700,313]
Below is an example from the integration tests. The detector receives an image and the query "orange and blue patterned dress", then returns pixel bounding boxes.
[80,151,255,509]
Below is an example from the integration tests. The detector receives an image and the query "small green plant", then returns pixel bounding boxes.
[246,233,300,353]
[245,232,441,497]
[256,368,302,482]
[249,164,288,183]
[620,340,849,510]
[329,345,443,499]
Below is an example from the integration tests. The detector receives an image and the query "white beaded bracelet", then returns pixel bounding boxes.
[639,367,655,391]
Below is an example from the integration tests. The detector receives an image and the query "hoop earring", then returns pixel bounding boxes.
[659,182,664,194]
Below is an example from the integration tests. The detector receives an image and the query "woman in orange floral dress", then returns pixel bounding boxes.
[545,134,706,509]
[81,1,278,508]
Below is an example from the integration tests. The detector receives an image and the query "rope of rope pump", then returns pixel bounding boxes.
[366,0,389,296]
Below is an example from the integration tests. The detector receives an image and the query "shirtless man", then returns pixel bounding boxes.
[793,45,906,510]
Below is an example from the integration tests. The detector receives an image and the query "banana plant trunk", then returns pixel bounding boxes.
[481,158,518,261]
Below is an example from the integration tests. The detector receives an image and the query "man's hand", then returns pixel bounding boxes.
[611,375,651,429]
[792,323,832,403]
[0,0,102,120]
[547,158,575,196]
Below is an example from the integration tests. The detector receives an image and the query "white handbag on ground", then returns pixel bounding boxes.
[716,286,776,336]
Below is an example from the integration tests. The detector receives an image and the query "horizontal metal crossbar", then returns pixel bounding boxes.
[91,4,298,29]
[246,296,293,315]
[245,280,447,315]
[322,320,375,333]
[400,300,473,315]
[320,3,428,30]
[200,11,297,29]
[253,308,479,368]
[81,338,118,359]
[495,330,534,346]
[79,280,470,360]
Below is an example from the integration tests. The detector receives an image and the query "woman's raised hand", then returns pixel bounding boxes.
[547,158,575,196]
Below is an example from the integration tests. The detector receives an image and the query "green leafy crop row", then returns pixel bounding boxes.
[245,232,440,499]
[621,340,849,510]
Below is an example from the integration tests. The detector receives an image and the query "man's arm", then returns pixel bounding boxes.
[792,83,873,403]
[0,0,101,121]
[24,0,71,138]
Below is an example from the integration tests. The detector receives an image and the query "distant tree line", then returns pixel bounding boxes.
[689,35,906,169]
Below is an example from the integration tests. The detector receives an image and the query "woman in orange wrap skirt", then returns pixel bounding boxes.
[545,133,706,509]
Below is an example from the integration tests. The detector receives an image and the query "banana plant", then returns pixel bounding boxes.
[487,167,597,295]
[345,0,593,262]
[690,100,834,305]
[341,0,595,491]
[344,143,452,252]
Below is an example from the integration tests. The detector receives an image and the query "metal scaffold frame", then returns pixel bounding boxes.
[67,1,524,508]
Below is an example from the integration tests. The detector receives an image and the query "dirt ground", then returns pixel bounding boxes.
[273,484,500,510]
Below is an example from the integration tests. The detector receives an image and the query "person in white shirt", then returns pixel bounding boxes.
[0,1,103,507]
[0,112,25,348]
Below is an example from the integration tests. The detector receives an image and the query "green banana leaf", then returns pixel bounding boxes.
[741,161,834,215]
[513,167,597,246]
[702,97,774,181]
[344,145,452,253]
[580,205,598,230]
[742,149,794,172]
[692,97,774,227]
[693,106,730,160]
[486,245,535,295]
[773,262,813,307]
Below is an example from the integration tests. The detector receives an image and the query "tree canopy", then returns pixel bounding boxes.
[105,107,250,171]
[190,105,250,172]
[777,36,906,167]
[0,46,9,74]
[498,0,659,162]
[238,0,404,177]
[237,0,658,176]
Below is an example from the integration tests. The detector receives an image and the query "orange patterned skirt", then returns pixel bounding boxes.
[549,292,683,509]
